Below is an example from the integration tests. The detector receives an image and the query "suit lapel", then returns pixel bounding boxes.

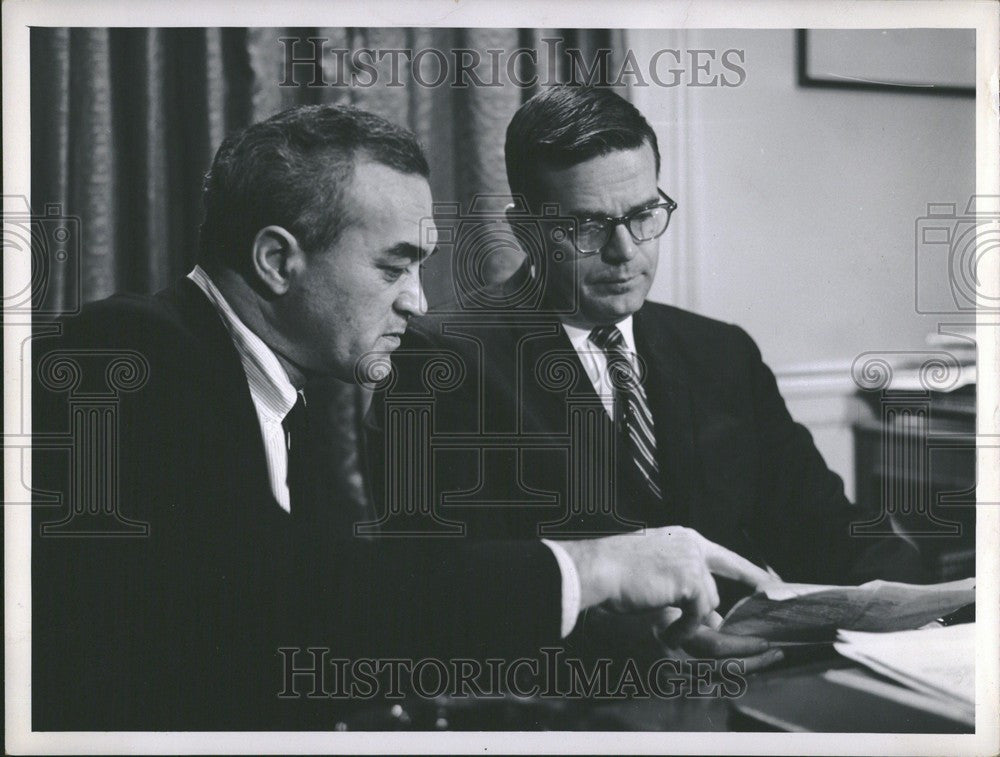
[518,318,605,436]
[157,278,274,513]
[634,303,699,526]
[518,308,704,516]
[500,260,607,431]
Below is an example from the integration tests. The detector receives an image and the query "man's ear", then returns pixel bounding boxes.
[250,225,303,296]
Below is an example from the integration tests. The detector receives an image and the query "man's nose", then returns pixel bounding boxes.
[395,271,428,318]
[601,223,639,265]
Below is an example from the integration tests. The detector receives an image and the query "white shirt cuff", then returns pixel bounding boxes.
[541,539,582,638]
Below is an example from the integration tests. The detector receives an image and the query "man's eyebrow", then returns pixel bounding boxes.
[566,195,661,220]
[381,242,435,261]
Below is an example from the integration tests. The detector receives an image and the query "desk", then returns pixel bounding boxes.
[730,658,973,733]
[340,651,974,732]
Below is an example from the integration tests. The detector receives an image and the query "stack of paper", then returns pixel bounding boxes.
[833,623,974,725]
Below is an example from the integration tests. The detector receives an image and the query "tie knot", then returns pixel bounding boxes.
[590,325,626,352]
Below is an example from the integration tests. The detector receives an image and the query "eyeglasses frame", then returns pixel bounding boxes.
[566,188,678,256]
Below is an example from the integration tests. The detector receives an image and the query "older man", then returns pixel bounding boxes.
[32,104,769,730]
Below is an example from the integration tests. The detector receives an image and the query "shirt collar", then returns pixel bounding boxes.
[561,316,637,355]
[187,265,299,422]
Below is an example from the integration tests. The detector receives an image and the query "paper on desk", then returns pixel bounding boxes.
[720,578,974,642]
[822,666,974,727]
[833,623,974,718]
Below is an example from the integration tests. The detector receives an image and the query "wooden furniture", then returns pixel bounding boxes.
[853,383,976,581]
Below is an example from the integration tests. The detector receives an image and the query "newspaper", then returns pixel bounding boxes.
[720,578,975,642]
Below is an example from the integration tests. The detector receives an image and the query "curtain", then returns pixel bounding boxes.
[30,26,625,511]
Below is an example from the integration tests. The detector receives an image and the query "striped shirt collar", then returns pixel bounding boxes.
[187,265,299,424]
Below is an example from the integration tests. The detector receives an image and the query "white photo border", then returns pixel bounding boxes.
[4,1,998,754]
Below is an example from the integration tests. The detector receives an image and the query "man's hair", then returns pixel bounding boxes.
[505,85,660,202]
[199,104,429,267]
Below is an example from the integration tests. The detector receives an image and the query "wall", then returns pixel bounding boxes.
[628,29,976,497]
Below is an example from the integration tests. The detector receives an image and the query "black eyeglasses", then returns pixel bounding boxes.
[566,189,677,255]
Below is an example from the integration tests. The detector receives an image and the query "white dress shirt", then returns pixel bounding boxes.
[561,316,639,420]
[187,266,582,636]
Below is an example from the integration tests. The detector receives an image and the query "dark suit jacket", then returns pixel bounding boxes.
[31,278,562,731]
[374,266,924,588]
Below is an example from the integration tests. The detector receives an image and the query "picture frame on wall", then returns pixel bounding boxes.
[797,28,976,97]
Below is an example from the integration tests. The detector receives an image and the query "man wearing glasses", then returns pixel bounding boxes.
[378,84,922,667]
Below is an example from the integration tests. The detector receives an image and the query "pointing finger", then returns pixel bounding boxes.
[702,541,773,588]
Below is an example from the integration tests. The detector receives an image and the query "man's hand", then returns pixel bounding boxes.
[662,609,784,672]
[577,607,784,673]
[559,526,772,643]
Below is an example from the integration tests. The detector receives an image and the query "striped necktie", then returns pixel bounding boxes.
[589,325,662,500]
